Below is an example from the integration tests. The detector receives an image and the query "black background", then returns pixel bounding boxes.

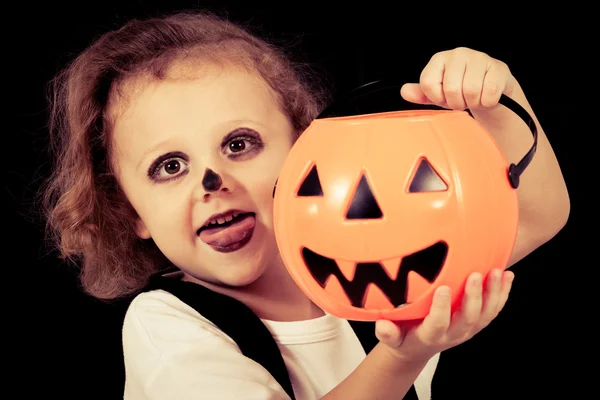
[8,2,582,399]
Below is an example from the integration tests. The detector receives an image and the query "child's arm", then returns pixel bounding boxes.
[401,47,570,268]
[322,343,428,399]
[469,79,570,266]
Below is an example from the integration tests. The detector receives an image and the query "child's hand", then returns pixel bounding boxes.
[375,268,514,364]
[400,47,517,111]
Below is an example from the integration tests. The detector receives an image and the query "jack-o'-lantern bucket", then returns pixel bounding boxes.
[273,80,537,321]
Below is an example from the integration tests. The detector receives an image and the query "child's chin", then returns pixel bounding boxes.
[223,264,267,288]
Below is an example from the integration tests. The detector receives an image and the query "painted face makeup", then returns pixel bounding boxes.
[112,64,296,288]
[202,168,223,192]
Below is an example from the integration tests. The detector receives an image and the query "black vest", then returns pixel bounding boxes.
[144,275,419,400]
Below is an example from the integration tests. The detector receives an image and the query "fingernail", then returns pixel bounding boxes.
[471,273,482,287]
[438,286,451,297]
[488,270,500,286]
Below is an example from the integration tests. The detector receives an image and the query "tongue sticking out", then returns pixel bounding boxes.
[198,213,256,253]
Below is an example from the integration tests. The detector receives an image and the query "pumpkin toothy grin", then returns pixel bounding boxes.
[301,241,447,308]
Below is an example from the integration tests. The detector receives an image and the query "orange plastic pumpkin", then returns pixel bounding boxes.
[273,81,537,322]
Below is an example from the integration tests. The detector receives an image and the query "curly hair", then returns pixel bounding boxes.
[40,10,328,301]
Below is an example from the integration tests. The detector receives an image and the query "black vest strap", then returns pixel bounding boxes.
[145,275,418,400]
[144,276,297,399]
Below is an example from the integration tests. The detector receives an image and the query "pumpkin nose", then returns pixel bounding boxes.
[345,174,383,220]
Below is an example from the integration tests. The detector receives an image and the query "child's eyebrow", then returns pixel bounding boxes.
[222,119,272,131]
[137,138,173,169]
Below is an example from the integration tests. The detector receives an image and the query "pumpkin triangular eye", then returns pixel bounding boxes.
[408,158,448,193]
[346,173,383,219]
[297,165,323,196]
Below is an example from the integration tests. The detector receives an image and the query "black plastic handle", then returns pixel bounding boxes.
[317,80,538,189]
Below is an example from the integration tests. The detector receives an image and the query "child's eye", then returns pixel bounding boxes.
[227,139,249,153]
[149,156,189,182]
[223,135,263,158]
[161,158,187,176]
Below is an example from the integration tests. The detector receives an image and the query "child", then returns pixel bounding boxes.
[40,10,570,400]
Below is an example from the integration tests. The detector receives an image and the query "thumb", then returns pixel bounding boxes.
[375,319,405,349]
[400,83,433,105]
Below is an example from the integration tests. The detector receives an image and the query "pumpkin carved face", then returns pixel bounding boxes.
[273,109,520,321]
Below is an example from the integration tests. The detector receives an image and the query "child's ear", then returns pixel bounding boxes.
[135,218,151,239]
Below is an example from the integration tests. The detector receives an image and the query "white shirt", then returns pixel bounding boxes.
[122,289,440,399]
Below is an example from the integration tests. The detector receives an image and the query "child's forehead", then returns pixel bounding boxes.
[108,61,278,127]
[108,61,292,161]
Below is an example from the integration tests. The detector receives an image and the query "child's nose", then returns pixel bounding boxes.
[202,168,222,192]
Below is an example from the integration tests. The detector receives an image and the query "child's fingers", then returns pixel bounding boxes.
[479,269,503,324]
[495,271,515,312]
[417,286,452,343]
[447,272,483,339]
[375,271,514,355]
[375,319,405,349]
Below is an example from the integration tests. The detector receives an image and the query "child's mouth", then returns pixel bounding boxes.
[197,212,256,253]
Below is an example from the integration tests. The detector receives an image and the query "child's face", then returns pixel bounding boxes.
[110,62,295,288]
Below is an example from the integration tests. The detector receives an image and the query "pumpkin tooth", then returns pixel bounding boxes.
[406,272,432,304]
[363,284,395,310]
[334,259,357,282]
[381,257,403,280]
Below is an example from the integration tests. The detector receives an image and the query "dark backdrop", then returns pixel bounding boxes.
[8,2,581,399]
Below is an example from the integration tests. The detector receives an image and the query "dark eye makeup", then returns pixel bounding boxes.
[146,127,264,182]
[147,151,189,181]
[221,127,264,158]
